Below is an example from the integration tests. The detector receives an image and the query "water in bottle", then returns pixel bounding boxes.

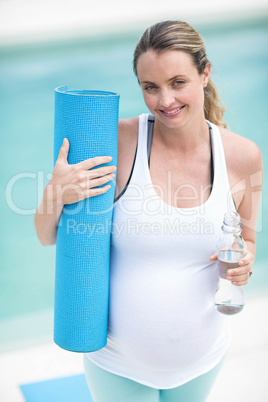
[215,212,246,315]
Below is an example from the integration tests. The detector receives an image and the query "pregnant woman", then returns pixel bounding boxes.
[35,20,262,402]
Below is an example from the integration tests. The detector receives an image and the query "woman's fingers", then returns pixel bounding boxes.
[60,174,114,204]
[88,173,116,189]
[84,184,112,198]
[57,138,69,163]
[227,271,251,285]
[87,165,117,179]
[209,252,217,261]
[50,152,117,205]
[227,258,253,286]
[69,171,115,202]
[80,155,113,170]
[238,252,253,266]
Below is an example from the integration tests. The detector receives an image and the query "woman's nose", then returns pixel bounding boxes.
[159,89,175,108]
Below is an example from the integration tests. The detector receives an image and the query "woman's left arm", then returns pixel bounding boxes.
[227,140,263,286]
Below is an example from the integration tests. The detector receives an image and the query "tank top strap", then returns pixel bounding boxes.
[208,121,228,190]
[208,121,236,212]
[147,114,154,165]
[128,113,151,185]
[138,113,150,157]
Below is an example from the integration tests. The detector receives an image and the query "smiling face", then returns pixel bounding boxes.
[136,50,211,129]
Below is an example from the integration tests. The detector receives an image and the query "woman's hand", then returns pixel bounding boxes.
[48,138,117,208]
[34,138,117,246]
[209,251,254,286]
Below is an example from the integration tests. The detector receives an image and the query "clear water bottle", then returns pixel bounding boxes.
[214,212,246,315]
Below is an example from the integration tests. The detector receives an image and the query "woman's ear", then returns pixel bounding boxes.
[203,62,211,87]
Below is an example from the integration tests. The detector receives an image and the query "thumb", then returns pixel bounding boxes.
[57,138,69,163]
[209,252,218,261]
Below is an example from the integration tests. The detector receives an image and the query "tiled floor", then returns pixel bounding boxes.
[1,295,267,402]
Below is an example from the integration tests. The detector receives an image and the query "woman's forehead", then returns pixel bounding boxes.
[137,50,197,81]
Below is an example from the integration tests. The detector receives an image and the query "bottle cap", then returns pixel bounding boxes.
[223,212,241,226]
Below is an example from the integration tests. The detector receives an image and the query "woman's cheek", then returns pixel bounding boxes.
[143,94,157,111]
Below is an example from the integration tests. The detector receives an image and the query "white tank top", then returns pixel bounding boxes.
[86,114,235,389]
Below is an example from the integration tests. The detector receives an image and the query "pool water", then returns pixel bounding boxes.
[1,17,267,349]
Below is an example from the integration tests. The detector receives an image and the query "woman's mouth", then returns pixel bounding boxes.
[160,105,185,117]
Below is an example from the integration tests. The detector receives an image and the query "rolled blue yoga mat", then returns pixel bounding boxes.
[53,86,119,352]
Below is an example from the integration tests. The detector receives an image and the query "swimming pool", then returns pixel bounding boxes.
[1,17,267,350]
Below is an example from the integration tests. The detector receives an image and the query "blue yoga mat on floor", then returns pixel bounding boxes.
[54,86,119,352]
[20,374,93,402]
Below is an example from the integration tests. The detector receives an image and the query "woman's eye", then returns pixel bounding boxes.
[174,81,184,86]
[144,85,156,91]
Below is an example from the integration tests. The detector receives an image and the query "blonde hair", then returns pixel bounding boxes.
[133,21,227,128]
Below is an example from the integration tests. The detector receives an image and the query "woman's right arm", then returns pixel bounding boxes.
[34,138,117,246]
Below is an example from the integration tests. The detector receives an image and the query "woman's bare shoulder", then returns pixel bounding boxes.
[218,126,262,176]
[115,117,139,196]
[118,116,139,140]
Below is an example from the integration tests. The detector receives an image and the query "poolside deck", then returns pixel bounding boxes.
[1,295,267,401]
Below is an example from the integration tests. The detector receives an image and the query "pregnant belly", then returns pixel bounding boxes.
[108,265,223,371]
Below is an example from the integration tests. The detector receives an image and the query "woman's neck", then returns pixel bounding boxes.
[154,116,210,155]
